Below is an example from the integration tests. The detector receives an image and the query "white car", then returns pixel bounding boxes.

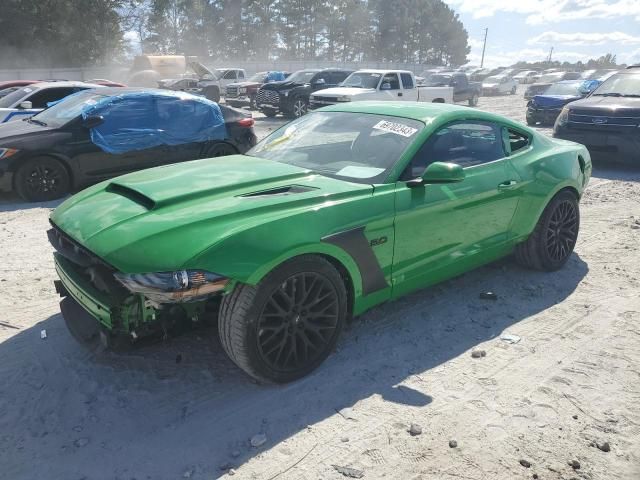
[482,75,517,95]
[0,81,103,123]
[309,69,453,109]
[513,70,540,84]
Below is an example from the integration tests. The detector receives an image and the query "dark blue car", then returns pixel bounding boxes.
[526,80,600,126]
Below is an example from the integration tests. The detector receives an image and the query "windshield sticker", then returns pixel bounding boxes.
[372,120,418,137]
[335,166,385,179]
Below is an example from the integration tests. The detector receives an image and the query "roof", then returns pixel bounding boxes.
[354,69,413,74]
[319,101,525,128]
[29,81,104,89]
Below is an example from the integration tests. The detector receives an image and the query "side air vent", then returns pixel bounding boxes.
[239,185,318,198]
[106,183,156,210]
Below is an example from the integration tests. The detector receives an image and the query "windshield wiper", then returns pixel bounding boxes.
[27,118,47,126]
[593,92,622,97]
[620,94,640,98]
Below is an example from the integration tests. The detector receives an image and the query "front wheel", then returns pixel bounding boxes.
[203,86,220,103]
[262,108,277,118]
[249,94,257,110]
[468,93,479,107]
[515,190,580,271]
[289,97,308,118]
[14,156,71,202]
[218,255,347,383]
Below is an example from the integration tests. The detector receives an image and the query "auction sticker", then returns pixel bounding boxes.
[373,120,418,137]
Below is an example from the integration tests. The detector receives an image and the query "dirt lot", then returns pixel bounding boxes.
[1,87,639,480]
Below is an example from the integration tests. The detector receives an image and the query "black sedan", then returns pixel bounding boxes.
[0,88,257,201]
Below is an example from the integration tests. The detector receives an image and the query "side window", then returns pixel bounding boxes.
[400,73,414,89]
[223,70,236,80]
[26,87,76,108]
[329,72,348,84]
[402,121,505,178]
[238,71,245,79]
[313,72,331,84]
[506,127,530,154]
[381,73,400,90]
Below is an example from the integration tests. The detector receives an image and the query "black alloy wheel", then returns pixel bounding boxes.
[545,199,578,263]
[256,272,340,372]
[291,98,307,118]
[15,156,70,202]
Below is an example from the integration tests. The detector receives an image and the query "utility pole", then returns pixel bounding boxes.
[480,28,488,68]
[547,46,554,64]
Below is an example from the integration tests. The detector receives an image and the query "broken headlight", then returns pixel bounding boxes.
[114,270,228,304]
[555,106,570,128]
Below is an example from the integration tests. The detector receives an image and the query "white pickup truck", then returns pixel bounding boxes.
[308,69,453,109]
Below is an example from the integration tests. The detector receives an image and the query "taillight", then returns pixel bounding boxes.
[238,118,255,127]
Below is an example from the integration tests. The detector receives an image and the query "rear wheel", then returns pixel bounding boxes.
[204,142,238,158]
[218,255,347,383]
[515,190,580,271]
[14,156,71,202]
[468,93,479,107]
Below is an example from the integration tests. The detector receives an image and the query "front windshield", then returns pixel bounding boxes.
[248,111,423,184]
[538,73,563,83]
[591,73,640,97]
[286,71,318,83]
[0,87,20,99]
[341,72,382,88]
[544,82,582,96]
[249,72,267,82]
[0,86,32,108]
[30,90,108,128]
[484,76,502,84]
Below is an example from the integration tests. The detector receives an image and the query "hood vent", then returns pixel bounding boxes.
[239,185,318,198]
[106,183,156,210]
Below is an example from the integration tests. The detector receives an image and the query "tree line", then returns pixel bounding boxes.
[0,0,470,68]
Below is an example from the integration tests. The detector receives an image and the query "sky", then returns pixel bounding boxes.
[444,0,640,67]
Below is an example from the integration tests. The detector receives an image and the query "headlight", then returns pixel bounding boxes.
[555,106,570,128]
[0,148,19,159]
[114,270,228,304]
[335,95,351,102]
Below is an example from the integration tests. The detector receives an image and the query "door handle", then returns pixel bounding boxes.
[498,180,518,190]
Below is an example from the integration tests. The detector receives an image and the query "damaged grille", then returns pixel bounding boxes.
[257,89,279,105]
[48,222,125,297]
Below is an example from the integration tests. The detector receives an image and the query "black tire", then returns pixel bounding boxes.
[515,190,580,271]
[288,97,308,119]
[218,255,348,383]
[468,93,479,107]
[204,142,238,158]
[262,108,277,118]
[526,117,536,126]
[14,156,71,202]
[203,86,220,103]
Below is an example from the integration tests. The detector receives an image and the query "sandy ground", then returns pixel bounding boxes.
[1,86,639,480]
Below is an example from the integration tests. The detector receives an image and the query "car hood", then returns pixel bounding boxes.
[227,81,261,88]
[188,61,215,80]
[567,95,640,114]
[260,80,308,91]
[313,87,374,97]
[50,155,373,273]
[532,94,581,108]
[0,118,56,144]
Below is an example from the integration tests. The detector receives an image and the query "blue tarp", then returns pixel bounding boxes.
[81,91,227,154]
[266,71,286,82]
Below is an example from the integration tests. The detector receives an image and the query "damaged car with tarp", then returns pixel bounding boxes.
[0,88,256,201]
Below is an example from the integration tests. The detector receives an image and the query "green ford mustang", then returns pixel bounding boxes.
[49,102,591,383]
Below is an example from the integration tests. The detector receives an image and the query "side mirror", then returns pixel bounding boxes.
[82,115,104,129]
[407,162,465,188]
[381,82,391,90]
[312,78,326,86]
[19,101,32,109]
